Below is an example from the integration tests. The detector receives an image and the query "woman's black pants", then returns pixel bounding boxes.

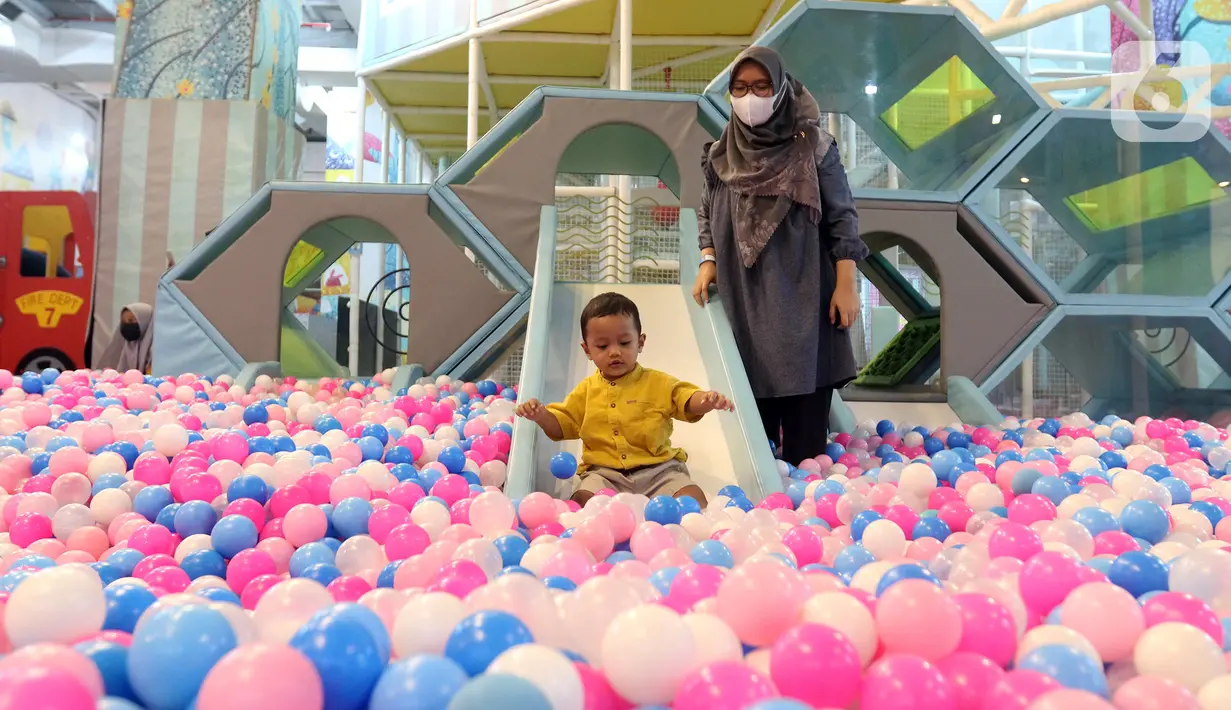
[756,387,835,465]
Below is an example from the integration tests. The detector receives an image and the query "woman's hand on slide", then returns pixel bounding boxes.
[692,262,717,306]
[830,282,861,329]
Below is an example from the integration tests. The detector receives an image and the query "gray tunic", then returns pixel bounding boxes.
[698,139,869,399]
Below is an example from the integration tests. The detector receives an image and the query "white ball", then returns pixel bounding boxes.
[681,612,742,666]
[1196,674,1231,710]
[1134,622,1225,693]
[4,564,105,646]
[861,519,907,560]
[393,592,467,658]
[152,425,189,457]
[600,604,696,705]
[898,463,937,497]
[488,644,584,710]
[1016,625,1101,666]
[801,591,877,666]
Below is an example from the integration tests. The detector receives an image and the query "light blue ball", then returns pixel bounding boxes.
[1016,644,1109,697]
[128,605,238,710]
[370,655,468,710]
[446,674,552,710]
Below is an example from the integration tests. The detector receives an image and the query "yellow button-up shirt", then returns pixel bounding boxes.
[546,364,703,472]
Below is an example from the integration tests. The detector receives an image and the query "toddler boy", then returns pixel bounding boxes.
[516,292,733,506]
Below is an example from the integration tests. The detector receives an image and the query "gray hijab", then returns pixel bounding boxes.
[99,302,154,373]
[709,46,828,268]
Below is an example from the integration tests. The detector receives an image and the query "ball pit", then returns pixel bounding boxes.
[2,368,1231,709]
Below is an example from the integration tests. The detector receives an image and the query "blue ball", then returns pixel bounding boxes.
[648,567,681,596]
[106,548,145,577]
[289,608,386,710]
[242,403,269,425]
[493,535,529,568]
[378,561,404,588]
[155,503,181,532]
[358,436,386,462]
[1072,507,1121,537]
[369,655,468,710]
[227,474,269,504]
[92,472,129,496]
[1016,644,1109,697]
[445,673,553,710]
[103,583,158,634]
[437,447,467,474]
[689,540,734,568]
[314,414,343,434]
[549,452,578,480]
[128,605,238,710]
[290,542,338,577]
[302,563,344,586]
[75,639,136,701]
[181,549,227,580]
[543,576,577,591]
[850,510,884,542]
[1031,476,1071,506]
[444,611,534,676]
[677,496,702,516]
[833,545,876,576]
[173,500,218,538]
[1108,551,1170,598]
[328,603,393,664]
[197,587,242,606]
[912,517,952,541]
[1160,477,1193,505]
[211,514,258,559]
[1190,500,1225,528]
[644,496,682,526]
[334,498,374,538]
[1120,500,1170,544]
[362,424,391,446]
[748,701,813,710]
[133,486,175,522]
[875,563,941,595]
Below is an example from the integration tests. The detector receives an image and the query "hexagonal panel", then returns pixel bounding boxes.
[704,0,1050,200]
[980,305,1231,420]
[154,183,522,379]
[966,109,1231,303]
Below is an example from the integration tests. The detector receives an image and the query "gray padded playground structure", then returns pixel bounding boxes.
[153,0,1231,498]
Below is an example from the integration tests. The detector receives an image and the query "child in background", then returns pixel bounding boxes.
[516,292,733,507]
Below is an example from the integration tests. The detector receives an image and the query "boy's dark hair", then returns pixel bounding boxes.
[580,292,642,340]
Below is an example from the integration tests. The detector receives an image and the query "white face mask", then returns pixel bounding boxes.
[731,93,776,127]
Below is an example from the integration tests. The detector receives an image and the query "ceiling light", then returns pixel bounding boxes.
[1020,177,1030,184]
[864,84,878,96]
[992,114,1002,125]
[1220,181,1229,188]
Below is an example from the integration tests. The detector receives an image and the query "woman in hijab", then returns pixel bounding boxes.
[693,46,868,466]
[98,303,155,374]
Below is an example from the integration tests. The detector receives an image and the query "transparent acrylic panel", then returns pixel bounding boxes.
[880,56,995,151]
[853,248,941,385]
[985,345,1087,420]
[975,112,1231,297]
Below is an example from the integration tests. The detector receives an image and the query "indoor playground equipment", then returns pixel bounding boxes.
[154,0,1231,500]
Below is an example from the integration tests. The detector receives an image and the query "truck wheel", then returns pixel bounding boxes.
[16,348,74,373]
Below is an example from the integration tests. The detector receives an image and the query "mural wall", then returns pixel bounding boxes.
[0,85,97,193]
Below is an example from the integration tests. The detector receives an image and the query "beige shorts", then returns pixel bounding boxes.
[574,459,694,498]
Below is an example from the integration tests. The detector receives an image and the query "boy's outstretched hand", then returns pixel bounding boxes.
[688,390,735,416]
[516,398,549,421]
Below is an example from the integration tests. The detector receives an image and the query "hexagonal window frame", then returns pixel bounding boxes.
[966,109,1231,308]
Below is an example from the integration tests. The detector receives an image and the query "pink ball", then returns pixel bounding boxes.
[425,560,487,598]
[573,662,627,710]
[884,506,921,539]
[987,522,1043,561]
[1093,531,1140,556]
[430,475,470,506]
[329,476,372,505]
[269,485,312,518]
[9,512,53,547]
[517,492,557,529]
[196,644,324,710]
[143,565,190,593]
[132,554,177,578]
[540,550,594,585]
[952,593,1017,667]
[876,579,962,661]
[861,654,955,710]
[223,498,267,533]
[1111,675,1199,710]
[781,526,822,566]
[769,623,861,708]
[984,669,1060,710]
[666,564,725,613]
[1007,494,1057,525]
[132,454,172,486]
[179,473,222,502]
[937,652,1004,710]
[1018,551,1083,613]
[629,523,675,561]
[674,661,777,710]
[326,575,372,603]
[282,504,328,548]
[1141,591,1223,645]
[128,524,174,556]
[716,561,809,647]
[298,472,333,505]
[384,523,431,561]
[0,665,94,710]
[241,574,283,615]
[226,549,277,593]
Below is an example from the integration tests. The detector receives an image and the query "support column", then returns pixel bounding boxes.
[381,115,392,183]
[354,80,367,183]
[97,0,302,358]
[467,0,481,149]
